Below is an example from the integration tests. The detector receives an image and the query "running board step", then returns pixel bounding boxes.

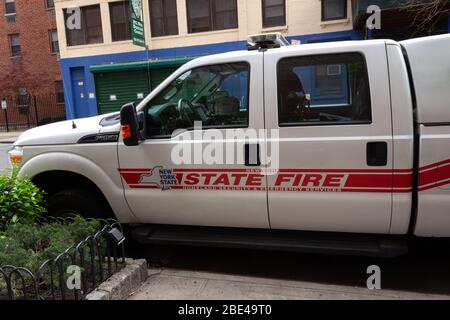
[132,225,408,258]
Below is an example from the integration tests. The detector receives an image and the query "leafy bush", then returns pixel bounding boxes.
[0,217,103,299]
[0,216,100,272]
[0,169,46,232]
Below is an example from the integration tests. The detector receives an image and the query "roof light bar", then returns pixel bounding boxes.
[247,32,290,50]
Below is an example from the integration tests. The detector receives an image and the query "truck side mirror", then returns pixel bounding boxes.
[120,102,140,146]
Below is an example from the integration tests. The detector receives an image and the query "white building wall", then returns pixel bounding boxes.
[55,0,353,59]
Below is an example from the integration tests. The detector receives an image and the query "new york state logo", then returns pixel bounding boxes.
[138,166,178,191]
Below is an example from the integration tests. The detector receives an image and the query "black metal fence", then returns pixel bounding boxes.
[0,217,125,300]
[0,94,67,132]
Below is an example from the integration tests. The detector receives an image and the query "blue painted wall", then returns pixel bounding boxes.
[294,65,349,106]
[60,30,362,119]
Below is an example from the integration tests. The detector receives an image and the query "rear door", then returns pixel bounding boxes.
[264,42,395,234]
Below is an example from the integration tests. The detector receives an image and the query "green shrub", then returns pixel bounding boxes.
[0,216,101,272]
[0,217,103,299]
[0,169,46,231]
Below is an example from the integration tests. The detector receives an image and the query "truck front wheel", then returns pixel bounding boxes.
[47,188,111,219]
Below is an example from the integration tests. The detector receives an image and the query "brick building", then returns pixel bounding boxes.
[0,0,63,99]
[0,0,67,131]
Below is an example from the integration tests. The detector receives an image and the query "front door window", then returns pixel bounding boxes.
[145,62,250,138]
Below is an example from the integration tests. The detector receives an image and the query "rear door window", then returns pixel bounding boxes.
[277,53,372,126]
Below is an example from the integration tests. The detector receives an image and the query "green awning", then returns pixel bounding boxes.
[89,57,194,74]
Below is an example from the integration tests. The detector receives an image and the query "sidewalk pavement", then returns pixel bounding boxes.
[0,131,23,144]
[128,268,450,300]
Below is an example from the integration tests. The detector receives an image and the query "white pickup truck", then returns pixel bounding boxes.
[9,33,450,257]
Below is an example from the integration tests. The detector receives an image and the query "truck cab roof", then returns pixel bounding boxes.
[187,34,449,126]
[185,39,394,66]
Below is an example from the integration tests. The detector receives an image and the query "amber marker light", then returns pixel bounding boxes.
[121,125,132,140]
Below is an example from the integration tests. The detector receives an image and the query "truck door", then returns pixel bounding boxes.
[118,52,270,228]
[263,43,395,234]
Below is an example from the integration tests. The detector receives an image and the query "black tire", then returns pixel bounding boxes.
[47,188,111,219]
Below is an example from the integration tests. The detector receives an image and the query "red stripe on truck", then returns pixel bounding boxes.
[118,158,450,192]
[118,168,413,192]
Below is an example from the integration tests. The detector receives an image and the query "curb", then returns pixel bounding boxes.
[85,258,148,300]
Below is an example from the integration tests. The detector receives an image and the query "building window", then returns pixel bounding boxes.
[49,29,59,54]
[321,0,347,21]
[262,0,285,28]
[9,34,21,56]
[46,0,55,9]
[55,81,65,103]
[64,5,103,46]
[277,53,371,126]
[110,1,131,41]
[150,0,178,37]
[186,0,238,33]
[17,88,29,107]
[5,0,16,22]
[5,0,15,13]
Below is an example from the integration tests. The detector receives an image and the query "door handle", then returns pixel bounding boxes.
[244,143,261,166]
[367,142,387,166]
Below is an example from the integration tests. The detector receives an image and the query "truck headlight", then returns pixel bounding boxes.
[8,146,23,167]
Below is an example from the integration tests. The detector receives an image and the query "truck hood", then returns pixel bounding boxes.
[14,113,120,146]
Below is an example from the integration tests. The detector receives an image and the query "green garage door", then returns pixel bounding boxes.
[95,70,150,114]
[92,57,193,115]
[95,68,179,114]
[150,68,175,90]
